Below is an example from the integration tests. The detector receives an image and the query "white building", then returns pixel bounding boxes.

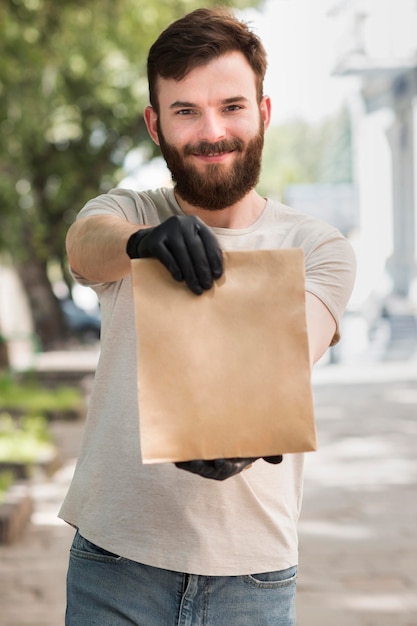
[329,0,417,315]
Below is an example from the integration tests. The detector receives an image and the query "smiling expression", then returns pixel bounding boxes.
[145,52,271,210]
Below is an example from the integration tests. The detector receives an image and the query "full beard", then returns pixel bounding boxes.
[156,119,264,211]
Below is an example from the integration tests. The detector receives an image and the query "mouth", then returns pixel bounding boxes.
[191,149,236,163]
[185,140,243,161]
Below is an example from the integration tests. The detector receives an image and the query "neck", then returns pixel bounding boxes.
[174,189,267,229]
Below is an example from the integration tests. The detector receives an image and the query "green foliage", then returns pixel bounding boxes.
[0,0,263,345]
[259,107,353,200]
[0,0,262,267]
[0,372,82,414]
[0,373,82,478]
[0,412,54,464]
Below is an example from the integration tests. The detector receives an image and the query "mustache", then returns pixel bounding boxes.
[183,138,244,157]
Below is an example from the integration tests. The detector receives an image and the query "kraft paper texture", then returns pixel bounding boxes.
[131,249,316,464]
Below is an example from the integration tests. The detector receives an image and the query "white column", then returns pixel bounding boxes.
[350,106,394,310]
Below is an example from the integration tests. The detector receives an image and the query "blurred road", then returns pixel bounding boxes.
[0,333,416,625]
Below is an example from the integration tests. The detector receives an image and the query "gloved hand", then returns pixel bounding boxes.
[175,455,283,480]
[126,215,223,295]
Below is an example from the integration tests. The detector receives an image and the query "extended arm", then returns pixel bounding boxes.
[66,213,223,293]
[66,215,140,283]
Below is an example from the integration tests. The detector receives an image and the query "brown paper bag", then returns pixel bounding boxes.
[131,249,316,464]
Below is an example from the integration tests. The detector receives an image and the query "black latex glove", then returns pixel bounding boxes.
[175,455,283,480]
[263,455,283,464]
[126,215,223,295]
[175,458,257,481]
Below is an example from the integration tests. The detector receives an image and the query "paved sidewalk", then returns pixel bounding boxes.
[298,362,417,626]
[0,420,82,626]
[0,358,416,625]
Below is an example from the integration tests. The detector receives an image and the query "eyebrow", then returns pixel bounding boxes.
[169,96,249,109]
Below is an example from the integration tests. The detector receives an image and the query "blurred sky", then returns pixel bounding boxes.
[240,0,358,124]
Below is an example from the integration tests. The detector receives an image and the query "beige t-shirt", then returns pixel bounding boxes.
[59,187,356,575]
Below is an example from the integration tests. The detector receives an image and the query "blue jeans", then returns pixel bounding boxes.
[66,531,297,625]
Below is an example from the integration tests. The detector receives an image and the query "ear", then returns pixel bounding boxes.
[260,95,272,131]
[144,105,160,145]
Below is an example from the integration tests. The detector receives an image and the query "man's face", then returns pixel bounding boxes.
[145,52,271,211]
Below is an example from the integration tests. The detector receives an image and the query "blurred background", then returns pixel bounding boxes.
[1,0,416,367]
[0,2,416,624]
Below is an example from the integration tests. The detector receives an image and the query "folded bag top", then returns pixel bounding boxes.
[131,248,316,464]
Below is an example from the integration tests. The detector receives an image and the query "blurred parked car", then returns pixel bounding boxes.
[60,298,101,343]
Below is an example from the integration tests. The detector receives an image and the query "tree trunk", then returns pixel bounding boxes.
[0,332,10,369]
[16,257,66,350]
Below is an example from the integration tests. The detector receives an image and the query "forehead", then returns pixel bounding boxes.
[156,51,258,107]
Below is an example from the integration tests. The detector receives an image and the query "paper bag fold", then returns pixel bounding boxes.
[131,248,316,463]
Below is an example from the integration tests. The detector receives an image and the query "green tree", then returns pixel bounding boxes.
[0,0,263,348]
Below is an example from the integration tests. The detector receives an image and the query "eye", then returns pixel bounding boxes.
[176,109,195,116]
[224,104,243,113]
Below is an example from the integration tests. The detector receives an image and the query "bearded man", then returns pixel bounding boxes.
[61,8,356,626]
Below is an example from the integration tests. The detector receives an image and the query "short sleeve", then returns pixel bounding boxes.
[304,232,356,345]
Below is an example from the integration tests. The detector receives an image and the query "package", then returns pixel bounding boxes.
[131,249,316,463]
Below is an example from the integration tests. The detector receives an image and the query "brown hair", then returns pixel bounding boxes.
[147,7,267,111]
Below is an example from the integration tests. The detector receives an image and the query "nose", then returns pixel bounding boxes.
[197,110,226,143]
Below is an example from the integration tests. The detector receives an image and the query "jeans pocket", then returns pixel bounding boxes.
[70,530,125,563]
[244,565,297,589]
